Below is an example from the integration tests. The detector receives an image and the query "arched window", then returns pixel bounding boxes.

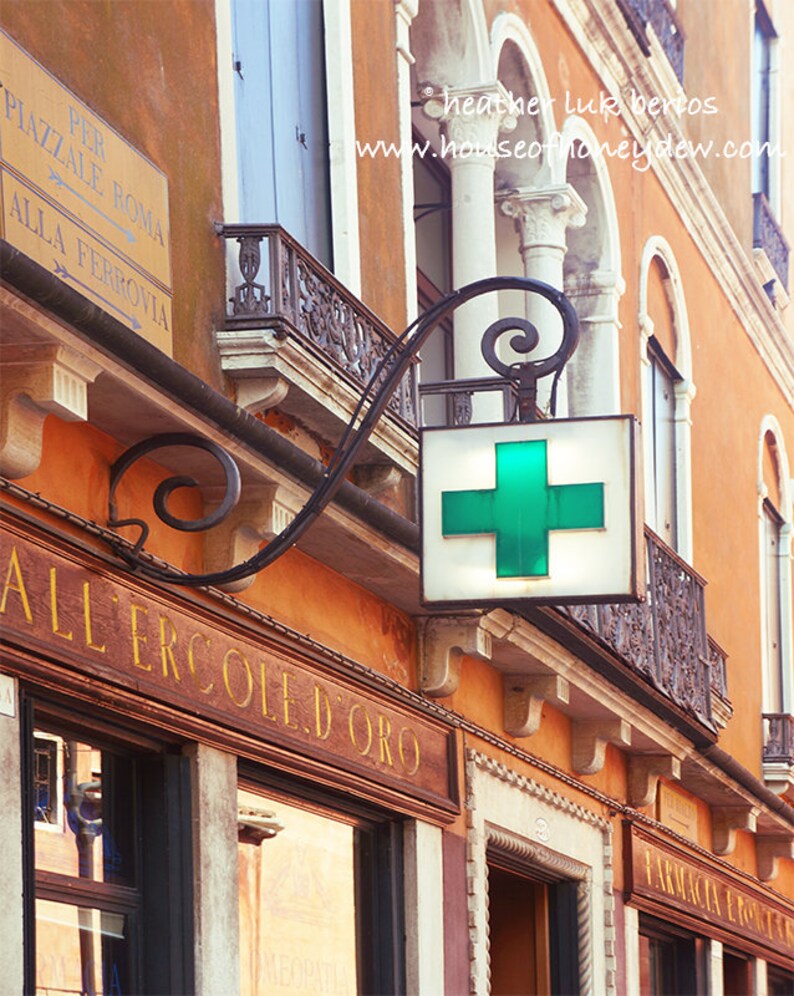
[758,420,793,754]
[638,238,694,560]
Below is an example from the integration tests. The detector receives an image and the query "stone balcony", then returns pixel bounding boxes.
[753,192,790,299]
[763,713,794,796]
[215,223,418,474]
[618,0,685,83]
[554,529,729,733]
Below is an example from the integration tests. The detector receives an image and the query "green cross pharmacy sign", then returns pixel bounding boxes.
[421,416,643,606]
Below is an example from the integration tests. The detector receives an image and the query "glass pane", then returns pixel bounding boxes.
[34,734,136,887]
[238,790,358,996]
[35,898,128,996]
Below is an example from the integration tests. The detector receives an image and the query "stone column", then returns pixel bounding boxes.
[403,820,445,993]
[186,743,240,996]
[565,269,624,417]
[424,83,516,422]
[499,185,586,414]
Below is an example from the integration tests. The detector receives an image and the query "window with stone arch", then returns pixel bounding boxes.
[638,238,695,561]
[758,419,793,731]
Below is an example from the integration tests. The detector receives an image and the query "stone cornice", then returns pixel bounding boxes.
[552,0,794,406]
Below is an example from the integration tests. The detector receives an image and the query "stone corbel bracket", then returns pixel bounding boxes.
[0,344,101,478]
[418,616,492,698]
[711,805,758,857]
[572,719,632,775]
[204,486,299,593]
[627,754,682,808]
[503,675,570,738]
[216,328,289,414]
[756,835,794,883]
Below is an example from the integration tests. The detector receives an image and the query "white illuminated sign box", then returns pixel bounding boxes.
[420,416,644,606]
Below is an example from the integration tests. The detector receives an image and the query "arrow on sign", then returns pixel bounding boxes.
[49,167,136,243]
[441,439,605,578]
[54,260,142,331]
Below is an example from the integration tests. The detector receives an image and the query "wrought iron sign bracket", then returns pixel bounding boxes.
[106,277,579,588]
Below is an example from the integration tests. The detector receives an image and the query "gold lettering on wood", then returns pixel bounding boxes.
[82,581,105,652]
[0,546,32,623]
[130,603,150,671]
[223,648,253,709]
[159,614,181,681]
[314,684,331,741]
[349,703,373,756]
[188,632,213,694]
[48,567,73,640]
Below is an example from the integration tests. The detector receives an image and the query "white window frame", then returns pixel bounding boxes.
[638,236,695,563]
[757,416,793,719]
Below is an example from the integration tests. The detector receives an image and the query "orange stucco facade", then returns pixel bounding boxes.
[1,0,792,991]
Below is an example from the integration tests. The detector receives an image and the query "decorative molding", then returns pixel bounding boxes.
[711,805,758,857]
[551,0,794,408]
[0,344,101,478]
[756,835,794,883]
[418,615,492,697]
[498,184,588,256]
[423,81,517,163]
[466,749,615,995]
[572,719,632,775]
[487,826,590,880]
[628,754,681,808]
[503,674,569,737]
[216,325,419,474]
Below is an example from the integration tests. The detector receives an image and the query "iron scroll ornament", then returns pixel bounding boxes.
[106,276,579,587]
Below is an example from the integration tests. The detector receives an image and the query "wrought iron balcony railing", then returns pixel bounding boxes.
[753,192,790,293]
[217,223,417,427]
[618,0,685,83]
[763,713,794,766]
[561,529,721,730]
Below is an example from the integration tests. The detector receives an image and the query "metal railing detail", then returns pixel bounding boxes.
[753,192,790,292]
[219,223,417,426]
[562,530,715,728]
[618,0,685,82]
[763,713,794,765]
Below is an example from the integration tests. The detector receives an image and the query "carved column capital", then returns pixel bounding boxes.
[0,344,101,478]
[423,82,517,164]
[498,184,587,257]
[418,615,492,697]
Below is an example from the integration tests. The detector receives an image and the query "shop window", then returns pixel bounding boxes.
[487,859,581,994]
[238,782,404,996]
[638,915,706,995]
[767,963,794,995]
[413,138,454,426]
[645,338,680,550]
[722,950,752,995]
[25,705,193,995]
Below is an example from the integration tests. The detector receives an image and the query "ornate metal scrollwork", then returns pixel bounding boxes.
[105,276,579,587]
[108,433,241,566]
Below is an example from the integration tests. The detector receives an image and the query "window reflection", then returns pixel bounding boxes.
[238,790,358,996]
[34,729,137,996]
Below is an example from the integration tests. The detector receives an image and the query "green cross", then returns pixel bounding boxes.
[441,439,605,578]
